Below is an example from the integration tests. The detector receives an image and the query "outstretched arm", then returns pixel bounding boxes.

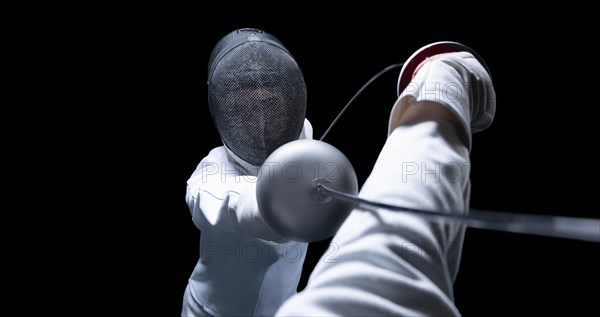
[186,147,287,243]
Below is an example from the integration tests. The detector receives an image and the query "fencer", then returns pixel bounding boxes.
[182,28,312,316]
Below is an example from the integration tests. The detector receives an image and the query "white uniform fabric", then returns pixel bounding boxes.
[277,122,469,316]
[183,120,313,317]
[277,52,494,316]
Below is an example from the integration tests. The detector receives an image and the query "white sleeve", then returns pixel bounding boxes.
[186,147,286,242]
[277,122,469,316]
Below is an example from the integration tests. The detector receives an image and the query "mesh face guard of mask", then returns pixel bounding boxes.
[208,28,307,166]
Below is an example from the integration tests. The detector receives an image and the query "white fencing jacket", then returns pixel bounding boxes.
[185,120,312,316]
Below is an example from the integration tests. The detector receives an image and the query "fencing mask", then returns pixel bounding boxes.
[208,28,307,166]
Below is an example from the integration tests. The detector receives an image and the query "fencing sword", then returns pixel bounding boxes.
[256,139,600,243]
[255,44,599,243]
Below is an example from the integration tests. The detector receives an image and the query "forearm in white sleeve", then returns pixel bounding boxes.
[186,147,288,243]
[277,121,469,316]
[235,177,289,243]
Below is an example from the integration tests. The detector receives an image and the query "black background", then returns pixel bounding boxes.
[70,8,599,316]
